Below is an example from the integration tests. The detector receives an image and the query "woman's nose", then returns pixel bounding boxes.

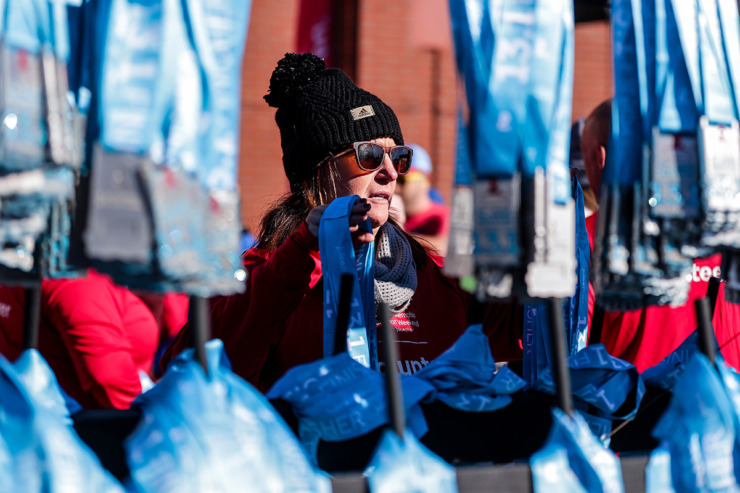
[378,153,398,181]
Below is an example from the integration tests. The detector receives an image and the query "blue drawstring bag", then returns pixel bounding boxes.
[266,352,436,464]
[641,331,702,390]
[127,339,330,493]
[535,344,645,440]
[12,348,82,422]
[0,354,125,493]
[365,430,458,493]
[531,408,625,493]
[413,324,526,412]
[651,354,738,492]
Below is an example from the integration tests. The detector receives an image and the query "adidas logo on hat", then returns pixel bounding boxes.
[350,105,376,120]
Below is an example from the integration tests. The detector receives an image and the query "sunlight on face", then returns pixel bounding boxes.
[331,137,399,231]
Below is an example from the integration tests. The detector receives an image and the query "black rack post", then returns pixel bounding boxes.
[22,284,42,350]
[333,274,354,355]
[695,297,716,365]
[588,303,605,345]
[707,276,721,319]
[379,302,405,438]
[189,295,210,376]
[547,298,573,416]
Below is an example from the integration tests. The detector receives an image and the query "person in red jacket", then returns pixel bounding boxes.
[162,53,521,392]
[581,100,740,372]
[0,270,159,409]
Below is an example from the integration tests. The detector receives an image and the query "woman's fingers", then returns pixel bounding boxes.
[349,199,371,225]
[307,199,371,238]
[353,231,374,244]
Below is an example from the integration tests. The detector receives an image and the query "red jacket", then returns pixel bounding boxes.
[0,271,159,409]
[586,213,740,372]
[162,222,521,392]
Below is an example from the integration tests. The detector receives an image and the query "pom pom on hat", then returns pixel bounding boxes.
[264,53,327,109]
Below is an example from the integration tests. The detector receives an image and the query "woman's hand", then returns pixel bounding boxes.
[306,199,374,244]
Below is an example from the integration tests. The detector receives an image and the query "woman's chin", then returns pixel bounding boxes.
[368,212,388,231]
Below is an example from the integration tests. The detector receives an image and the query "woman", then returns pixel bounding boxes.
[161,53,521,392]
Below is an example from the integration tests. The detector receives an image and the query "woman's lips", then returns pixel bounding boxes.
[367,193,390,204]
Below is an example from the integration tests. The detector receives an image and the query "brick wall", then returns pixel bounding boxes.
[237,2,613,232]
[238,0,299,233]
[573,21,613,122]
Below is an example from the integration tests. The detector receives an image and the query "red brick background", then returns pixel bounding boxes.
[237,1,612,233]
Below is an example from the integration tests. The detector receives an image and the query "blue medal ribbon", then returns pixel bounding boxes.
[521,0,573,203]
[99,0,166,153]
[485,0,535,178]
[319,195,377,368]
[696,0,738,125]
[607,0,643,187]
[655,0,699,133]
[671,0,739,125]
[180,0,252,189]
[450,0,535,179]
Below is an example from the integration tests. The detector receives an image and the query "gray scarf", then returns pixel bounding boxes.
[374,223,417,313]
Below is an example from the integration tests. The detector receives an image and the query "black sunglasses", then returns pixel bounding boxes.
[327,142,413,175]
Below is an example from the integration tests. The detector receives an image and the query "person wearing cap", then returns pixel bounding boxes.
[161,53,521,392]
[398,144,450,256]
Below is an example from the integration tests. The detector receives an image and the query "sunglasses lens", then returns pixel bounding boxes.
[390,147,412,175]
[356,143,385,171]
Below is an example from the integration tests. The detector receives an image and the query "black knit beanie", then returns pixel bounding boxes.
[264,53,404,191]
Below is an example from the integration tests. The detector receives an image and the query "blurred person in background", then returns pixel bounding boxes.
[398,143,450,256]
[570,118,598,217]
[390,192,407,229]
[0,270,160,409]
[162,53,521,392]
[581,100,740,371]
[134,290,189,379]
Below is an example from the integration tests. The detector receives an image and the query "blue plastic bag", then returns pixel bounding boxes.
[267,352,435,463]
[531,408,624,493]
[414,324,526,412]
[12,348,82,422]
[714,357,740,490]
[0,354,125,492]
[365,429,458,493]
[652,354,738,492]
[127,339,330,493]
[535,344,645,440]
[646,446,675,493]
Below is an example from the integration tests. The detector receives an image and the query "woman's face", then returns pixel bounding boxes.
[331,137,399,233]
